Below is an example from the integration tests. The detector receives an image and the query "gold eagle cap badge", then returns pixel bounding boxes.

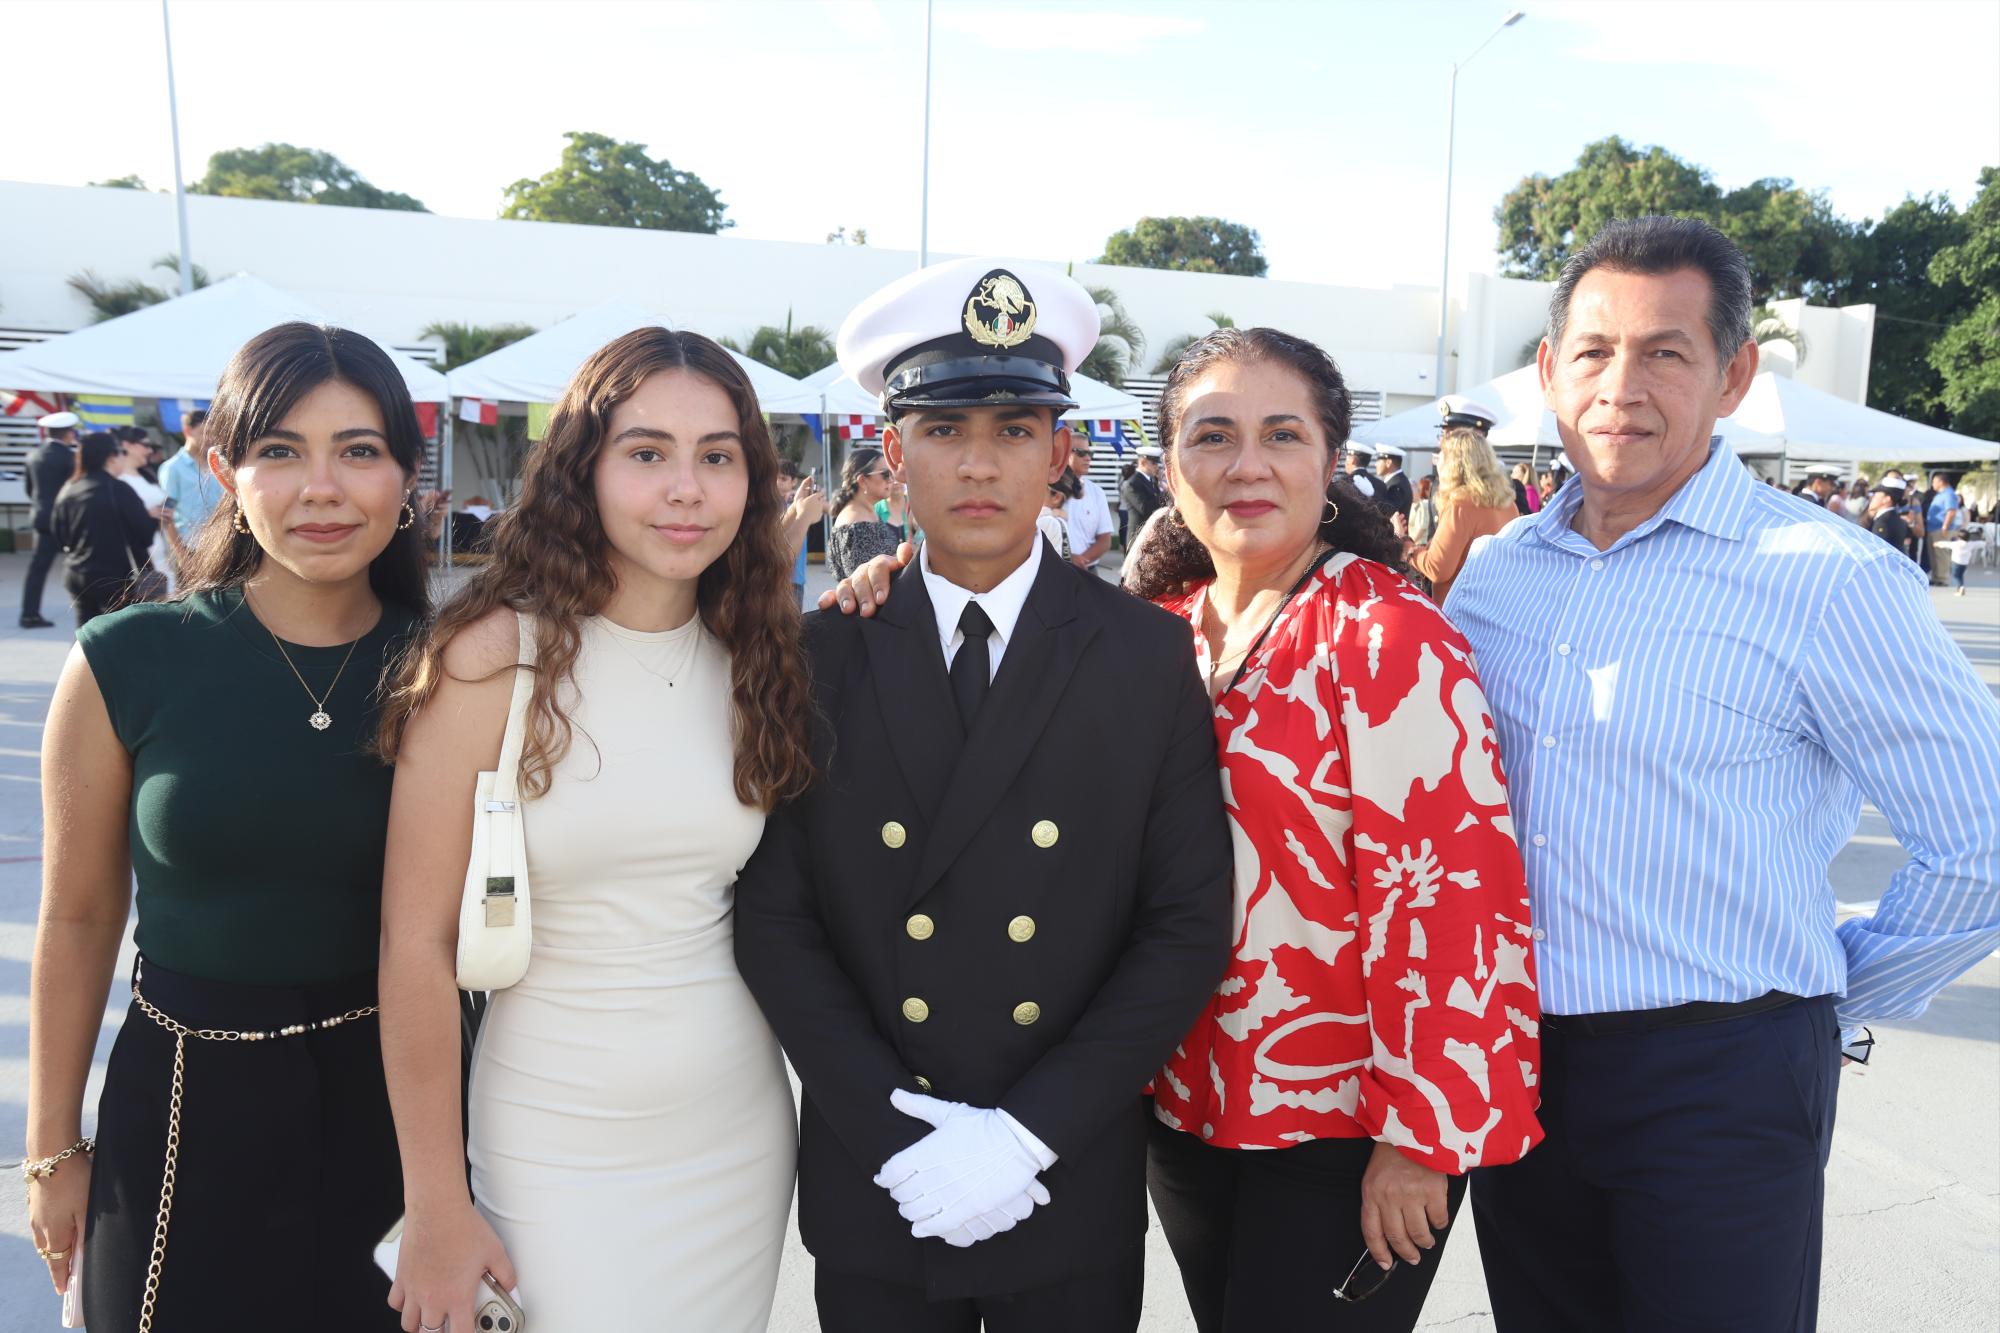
[963,270,1039,349]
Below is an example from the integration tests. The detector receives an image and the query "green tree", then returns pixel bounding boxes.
[720,311,836,380]
[501,132,730,234]
[1495,137,1851,300]
[90,174,150,190]
[1927,167,2000,439]
[1077,285,1146,386]
[420,320,539,372]
[1099,216,1266,277]
[1151,312,1236,374]
[1836,192,1968,426]
[193,143,427,211]
[66,254,211,322]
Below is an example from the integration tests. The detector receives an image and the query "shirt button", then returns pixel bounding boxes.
[1541,735,1556,749]
[1556,643,1572,656]
[1590,558,1606,571]
[1532,834,1547,847]
[1532,927,1547,942]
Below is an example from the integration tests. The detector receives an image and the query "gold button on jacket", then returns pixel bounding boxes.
[1006,915,1036,943]
[906,914,935,941]
[881,821,908,849]
[1030,820,1059,849]
[1012,1001,1041,1026]
[902,997,930,1023]
[914,1075,932,1092]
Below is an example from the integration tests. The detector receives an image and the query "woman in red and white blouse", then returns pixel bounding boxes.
[1125,328,1542,1332]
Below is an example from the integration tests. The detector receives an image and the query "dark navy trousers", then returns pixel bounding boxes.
[1472,994,1840,1333]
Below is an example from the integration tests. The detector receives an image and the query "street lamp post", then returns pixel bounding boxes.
[1432,9,1524,396]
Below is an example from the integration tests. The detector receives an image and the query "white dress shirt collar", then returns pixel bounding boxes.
[920,538,1042,679]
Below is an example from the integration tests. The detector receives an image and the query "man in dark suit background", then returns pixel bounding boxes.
[1118,444,1167,546]
[1372,443,1414,521]
[734,257,1233,1333]
[20,410,80,628]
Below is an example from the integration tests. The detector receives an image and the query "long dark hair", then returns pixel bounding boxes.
[178,322,431,613]
[1124,327,1403,600]
[833,446,885,516]
[68,431,120,481]
[375,327,815,810]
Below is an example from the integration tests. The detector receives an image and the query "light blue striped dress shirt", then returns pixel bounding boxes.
[1446,439,2000,1024]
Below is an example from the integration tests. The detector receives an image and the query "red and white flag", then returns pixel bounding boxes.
[459,397,499,426]
[837,414,879,441]
[2,389,59,418]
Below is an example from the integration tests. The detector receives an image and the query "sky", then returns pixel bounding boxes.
[4,0,1996,291]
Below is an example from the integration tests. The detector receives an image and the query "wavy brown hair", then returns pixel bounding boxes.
[376,327,814,809]
[1124,327,1404,601]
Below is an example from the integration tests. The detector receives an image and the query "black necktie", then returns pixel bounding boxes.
[950,601,995,732]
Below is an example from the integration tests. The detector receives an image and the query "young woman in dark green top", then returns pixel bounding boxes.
[26,322,432,1332]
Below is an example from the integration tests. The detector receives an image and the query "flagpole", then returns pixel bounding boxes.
[161,0,195,295]
[918,0,933,270]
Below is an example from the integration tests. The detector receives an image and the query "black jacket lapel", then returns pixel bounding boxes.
[860,562,960,825]
[907,546,1100,907]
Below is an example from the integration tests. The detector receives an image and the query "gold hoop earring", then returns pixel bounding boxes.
[232,503,251,535]
[1322,478,1342,526]
[398,500,417,531]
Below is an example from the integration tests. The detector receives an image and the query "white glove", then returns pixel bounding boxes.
[875,1090,1057,1246]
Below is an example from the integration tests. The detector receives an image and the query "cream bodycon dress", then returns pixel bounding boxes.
[467,614,795,1331]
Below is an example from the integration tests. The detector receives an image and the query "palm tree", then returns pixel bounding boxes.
[1150,312,1236,374]
[66,255,211,322]
[420,321,540,500]
[721,310,837,380]
[1751,306,1809,368]
[1078,285,1146,386]
[420,320,539,371]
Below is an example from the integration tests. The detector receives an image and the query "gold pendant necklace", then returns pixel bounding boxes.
[248,593,366,730]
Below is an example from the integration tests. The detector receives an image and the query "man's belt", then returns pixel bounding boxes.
[1544,989,1804,1037]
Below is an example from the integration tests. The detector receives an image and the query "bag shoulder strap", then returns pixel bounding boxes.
[492,610,537,802]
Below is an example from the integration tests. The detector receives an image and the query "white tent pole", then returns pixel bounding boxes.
[918,0,933,270]
[438,407,454,567]
[819,393,834,555]
[160,0,196,295]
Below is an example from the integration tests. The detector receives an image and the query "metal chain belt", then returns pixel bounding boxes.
[128,972,379,1333]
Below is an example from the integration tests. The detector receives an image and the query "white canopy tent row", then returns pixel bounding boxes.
[1352,363,1998,475]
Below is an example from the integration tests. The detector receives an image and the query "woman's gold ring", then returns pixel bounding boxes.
[38,1246,69,1260]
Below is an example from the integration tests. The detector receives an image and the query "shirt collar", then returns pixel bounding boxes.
[1534,435,1754,552]
[920,538,1040,652]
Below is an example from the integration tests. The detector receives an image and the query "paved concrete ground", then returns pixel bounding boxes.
[0,551,1995,1331]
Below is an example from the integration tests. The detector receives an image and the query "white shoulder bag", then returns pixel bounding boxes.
[455,611,536,991]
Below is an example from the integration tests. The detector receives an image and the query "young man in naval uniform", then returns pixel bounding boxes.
[734,257,1233,1332]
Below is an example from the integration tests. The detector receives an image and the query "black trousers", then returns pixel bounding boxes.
[64,570,129,627]
[1146,1115,1467,1332]
[1472,994,1840,1333]
[84,958,405,1333]
[21,523,58,617]
[814,1246,1144,1333]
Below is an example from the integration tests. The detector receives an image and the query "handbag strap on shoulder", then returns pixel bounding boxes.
[492,611,537,802]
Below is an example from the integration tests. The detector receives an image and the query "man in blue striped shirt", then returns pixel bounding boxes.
[1448,216,2000,1333]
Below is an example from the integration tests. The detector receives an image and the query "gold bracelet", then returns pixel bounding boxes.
[23,1137,95,1182]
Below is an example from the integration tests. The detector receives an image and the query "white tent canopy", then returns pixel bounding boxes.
[0,273,449,403]
[1727,372,1999,464]
[798,363,1144,424]
[1352,363,1784,457]
[444,301,818,414]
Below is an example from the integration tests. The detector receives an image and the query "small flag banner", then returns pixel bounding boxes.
[75,395,136,428]
[156,398,211,434]
[837,414,879,441]
[1077,419,1126,455]
[1,389,59,418]
[526,402,554,442]
[413,402,439,439]
[459,397,499,426]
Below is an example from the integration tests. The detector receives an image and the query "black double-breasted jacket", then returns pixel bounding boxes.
[734,543,1232,1300]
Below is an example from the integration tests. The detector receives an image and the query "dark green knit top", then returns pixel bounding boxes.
[75,588,420,986]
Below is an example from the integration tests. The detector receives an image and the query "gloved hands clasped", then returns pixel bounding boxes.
[874,1089,1058,1248]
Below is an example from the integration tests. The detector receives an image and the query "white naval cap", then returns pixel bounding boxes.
[1437,394,1499,432]
[1375,443,1405,460]
[38,410,81,430]
[837,256,1100,414]
[1135,444,1163,459]
[1346,439,1376,458]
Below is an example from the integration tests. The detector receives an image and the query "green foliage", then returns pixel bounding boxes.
[1151,312,1236,374]
[1835,192,1968,427]
[1495,137,1851,300]
[1099,216,1266,277]
[1750,305,1809,368]
[66,255,211,322]
[90,174,150,190]
[1928,168,2000,439]
[501,132,730,234]
[1077,286,1146,386]
[420,321,539,372]
[192,143,427,212]
[720,311,835,380]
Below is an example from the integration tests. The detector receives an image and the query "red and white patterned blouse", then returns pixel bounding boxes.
[1152,554,1544,1174]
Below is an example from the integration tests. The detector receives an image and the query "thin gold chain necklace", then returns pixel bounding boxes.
[246,592,366,731]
